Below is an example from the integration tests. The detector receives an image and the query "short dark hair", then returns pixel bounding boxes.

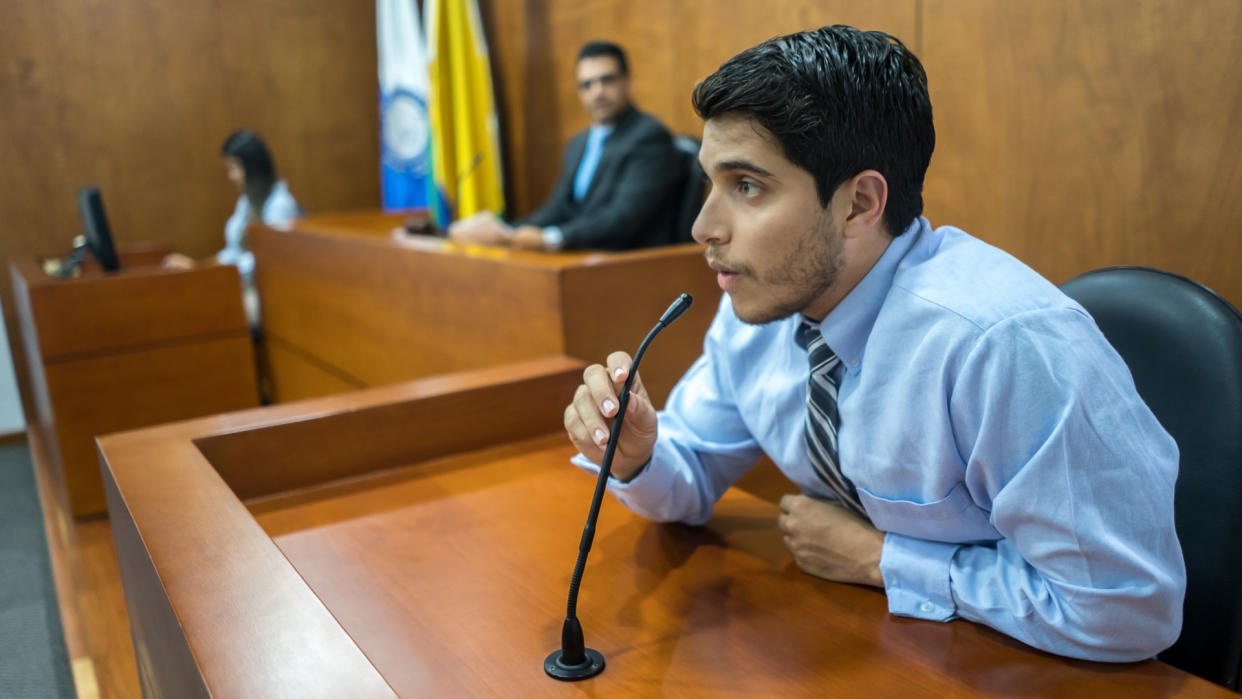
[221,130,278,211]
[692,25,934,236]
[577,41,628,76]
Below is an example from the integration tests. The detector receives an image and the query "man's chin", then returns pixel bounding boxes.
[728,293,795,327]
[593,106,624,123]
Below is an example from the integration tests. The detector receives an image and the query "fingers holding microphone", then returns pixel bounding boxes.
[564,351,657,481]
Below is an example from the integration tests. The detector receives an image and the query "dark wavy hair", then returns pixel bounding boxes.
[692,25,934,236]
[221,130,278,216]
[577,41,628,76]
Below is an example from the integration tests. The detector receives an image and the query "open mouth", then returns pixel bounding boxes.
[708,259,741,291]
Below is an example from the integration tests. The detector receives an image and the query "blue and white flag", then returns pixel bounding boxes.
[377,0,432,210]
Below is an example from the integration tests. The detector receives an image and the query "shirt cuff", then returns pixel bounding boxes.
[541,226,565,252]
[879,532,959,622]
[569,437,682,520]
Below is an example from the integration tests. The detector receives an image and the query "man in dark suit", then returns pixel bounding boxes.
[449,42,686,251]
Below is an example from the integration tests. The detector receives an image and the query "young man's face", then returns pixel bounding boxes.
[693,114,847,324]
[576,55,630,125]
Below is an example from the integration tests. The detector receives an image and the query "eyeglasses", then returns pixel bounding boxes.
[577,73,622,92]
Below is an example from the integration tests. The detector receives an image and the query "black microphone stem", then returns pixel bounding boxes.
[546,293,692,681]
[566,319,659,617]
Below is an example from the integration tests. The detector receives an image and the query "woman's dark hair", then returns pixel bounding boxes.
[577,41,628,76]
[221,130,278,217]
[692,25,935,237]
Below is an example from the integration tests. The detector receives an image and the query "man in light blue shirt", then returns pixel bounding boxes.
[563,26,1185,662]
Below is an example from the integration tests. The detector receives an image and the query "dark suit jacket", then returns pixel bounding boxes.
[518,106,686,250]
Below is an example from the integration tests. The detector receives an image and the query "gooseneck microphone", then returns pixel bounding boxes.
[545,293,694,681]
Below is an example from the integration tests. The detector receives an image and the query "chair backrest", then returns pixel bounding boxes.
[1060,266,1242,689]
[671,135,704,244]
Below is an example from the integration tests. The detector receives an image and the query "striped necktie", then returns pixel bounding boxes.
[799,322,868,518]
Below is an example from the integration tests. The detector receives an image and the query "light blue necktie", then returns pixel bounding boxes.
[573,126,609,201]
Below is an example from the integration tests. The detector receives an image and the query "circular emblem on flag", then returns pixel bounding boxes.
[382,89,429,174]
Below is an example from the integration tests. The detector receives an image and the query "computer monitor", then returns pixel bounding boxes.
[76,187,121,272]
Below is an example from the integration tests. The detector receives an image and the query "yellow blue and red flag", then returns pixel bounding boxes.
[424,0,505,225]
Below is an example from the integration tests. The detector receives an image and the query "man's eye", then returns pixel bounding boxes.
[737,181,756,195]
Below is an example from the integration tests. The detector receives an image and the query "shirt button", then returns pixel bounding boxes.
[919,601,934,614]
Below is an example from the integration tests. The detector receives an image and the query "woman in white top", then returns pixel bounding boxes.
[165,130,301,328]
[218,130,300,326]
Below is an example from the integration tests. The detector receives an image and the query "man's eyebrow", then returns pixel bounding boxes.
[712,159,778,179]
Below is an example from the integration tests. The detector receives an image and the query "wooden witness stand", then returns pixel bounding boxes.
[99,357,1229,697]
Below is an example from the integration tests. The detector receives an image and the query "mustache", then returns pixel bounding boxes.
[704,248,752,276]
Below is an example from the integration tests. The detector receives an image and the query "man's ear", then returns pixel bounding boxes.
[843,170,888,235]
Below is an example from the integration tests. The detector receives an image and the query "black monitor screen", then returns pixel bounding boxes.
[76,187,121,272]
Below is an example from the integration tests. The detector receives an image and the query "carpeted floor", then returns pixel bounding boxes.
[0,443,75,698]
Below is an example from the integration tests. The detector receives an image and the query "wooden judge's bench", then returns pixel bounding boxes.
[252,211,723,406]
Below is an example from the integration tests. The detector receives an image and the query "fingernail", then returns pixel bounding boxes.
[614,367,625,380]
[602,399,616,414]
[593,428,607,445]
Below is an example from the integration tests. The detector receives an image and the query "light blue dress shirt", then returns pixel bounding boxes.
[574,217,1186,662]
[219,180,300,325]
[572,125,611,201]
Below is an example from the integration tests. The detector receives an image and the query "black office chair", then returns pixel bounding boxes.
[1060,266,1242,689]
[671,135,705,244]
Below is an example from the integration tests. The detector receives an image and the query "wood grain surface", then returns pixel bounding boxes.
[920,0,1242,308]
[99,357,585,698]
[254,218,721,406]
[266,437,1227,697]
[11,258,259,516]
[97,357,1232,697]
[481,0,918,218]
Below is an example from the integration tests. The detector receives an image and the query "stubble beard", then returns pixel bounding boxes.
[729,214,845,326]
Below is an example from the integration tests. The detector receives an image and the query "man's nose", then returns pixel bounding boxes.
[691,192,726,246]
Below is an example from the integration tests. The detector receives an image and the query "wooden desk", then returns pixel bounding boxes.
[98,358,1230,697]
[10,255,260,517]
[252,211,722,406]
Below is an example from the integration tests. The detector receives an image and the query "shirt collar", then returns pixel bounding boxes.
[803,217,928,370]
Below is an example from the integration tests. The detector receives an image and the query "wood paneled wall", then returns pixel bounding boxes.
[480,0,917,222]
[0,0,382,412]
[4,1,1239,364]
[921,0,1242,308]
[480,0,1242,309]
[0,1,381,262]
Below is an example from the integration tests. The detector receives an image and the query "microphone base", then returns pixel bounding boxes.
[544,648,605,681]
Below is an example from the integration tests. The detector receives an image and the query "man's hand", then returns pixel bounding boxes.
[778,494,885,587]
[563,352,658,481]
[447,212,512,246]
[510,226,547,251]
